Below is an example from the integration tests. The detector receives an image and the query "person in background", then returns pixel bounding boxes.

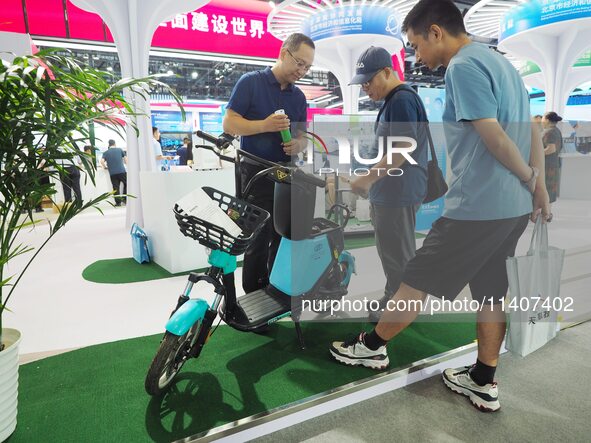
[60,146,82,203]
[100,139,128,206]
[21,146,50,214]
[152,126,174,171]
[177,137,194,167]
[223,32,315,293]
[575,121,591,154]
[533,114,543,132]
[31,145,49,213]
[542,111,563,203]
[83,144,97,167]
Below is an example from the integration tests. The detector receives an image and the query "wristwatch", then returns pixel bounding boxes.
[523,166,539,192]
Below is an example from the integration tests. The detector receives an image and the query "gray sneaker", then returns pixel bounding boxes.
[330,332,389,370]
[442,366,500,412]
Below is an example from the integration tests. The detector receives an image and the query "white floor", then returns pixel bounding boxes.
[4,199,591,357]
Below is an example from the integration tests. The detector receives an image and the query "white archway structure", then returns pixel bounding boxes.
[268,0,419,114]
[519,53,591,104]
[465,0,591,115]
[71,0,211,228]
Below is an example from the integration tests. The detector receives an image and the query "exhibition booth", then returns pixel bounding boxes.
[1,0,591,442]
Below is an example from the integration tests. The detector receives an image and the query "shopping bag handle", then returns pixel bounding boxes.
[528,217,548,255]
[130,222,147,239]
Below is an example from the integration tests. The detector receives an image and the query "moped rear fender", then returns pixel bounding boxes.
[165,299,209,336]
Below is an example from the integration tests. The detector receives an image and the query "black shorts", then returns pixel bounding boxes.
[402,215,529,304]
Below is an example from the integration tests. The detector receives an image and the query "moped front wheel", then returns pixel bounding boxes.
[144,321,202,396]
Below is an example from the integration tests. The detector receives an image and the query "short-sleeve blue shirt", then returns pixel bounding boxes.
[176,146,189,165]
[369,84,429,207]
[226,67,307,163]
[101,147,126,175]
[442,43,533,220]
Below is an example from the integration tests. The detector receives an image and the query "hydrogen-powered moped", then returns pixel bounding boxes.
[145,130,355,396]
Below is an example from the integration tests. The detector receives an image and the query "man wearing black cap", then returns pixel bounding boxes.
[346,46,429,323]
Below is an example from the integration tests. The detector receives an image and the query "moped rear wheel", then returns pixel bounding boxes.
[144,321,201,396]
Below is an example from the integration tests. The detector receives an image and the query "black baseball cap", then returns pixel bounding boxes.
[349,46,393,85]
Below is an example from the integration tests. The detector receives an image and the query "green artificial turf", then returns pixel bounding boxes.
[82,258,209,284]
[13,317,476,443]
[82,233,426,285]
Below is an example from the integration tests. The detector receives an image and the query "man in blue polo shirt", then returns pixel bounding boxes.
[330,0,551,413]
[223,33,315,293]
[346,46,429,323]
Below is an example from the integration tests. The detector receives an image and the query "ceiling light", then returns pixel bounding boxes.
[191,72,198,79]
[312,93,334,102]
[314,95,337,104]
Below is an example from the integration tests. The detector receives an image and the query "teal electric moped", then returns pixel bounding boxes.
[145,130,355,396]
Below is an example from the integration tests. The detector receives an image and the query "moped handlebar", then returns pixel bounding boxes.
[193,130,326,189]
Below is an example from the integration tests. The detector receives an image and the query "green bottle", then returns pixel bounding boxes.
[275,109,292,143]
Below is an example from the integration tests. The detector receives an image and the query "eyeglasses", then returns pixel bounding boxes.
[286,49,312,72]
[361,69,385,89]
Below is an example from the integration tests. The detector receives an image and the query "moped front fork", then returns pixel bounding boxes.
[165,270,225,336]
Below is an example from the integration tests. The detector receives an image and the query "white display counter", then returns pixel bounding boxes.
[140,168,236,273]
[82,168,115,201]
[48,167,114,204]
[560,153,591,201]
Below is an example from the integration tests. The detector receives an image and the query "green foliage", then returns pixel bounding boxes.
[0,49,183,339]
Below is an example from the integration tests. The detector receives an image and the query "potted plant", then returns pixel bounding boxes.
[0,49,182,441]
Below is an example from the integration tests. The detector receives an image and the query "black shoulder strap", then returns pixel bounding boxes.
[379,84,439,166]
[425,126,439,166]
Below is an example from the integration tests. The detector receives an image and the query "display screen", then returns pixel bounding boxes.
[159,133,188,152]
[66,1,105,41]
[1,0,26,33]
[151,111,192,133]
[199,112,224,136]
[26,0,66,37]
[417,87,447,230]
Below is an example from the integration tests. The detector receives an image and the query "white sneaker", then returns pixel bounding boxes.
[442,366,500,412]
[330,332,389,370]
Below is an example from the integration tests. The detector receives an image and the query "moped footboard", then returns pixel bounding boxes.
[165,299,209,336]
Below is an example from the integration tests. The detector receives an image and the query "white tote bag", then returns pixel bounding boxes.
[505,218,565,357]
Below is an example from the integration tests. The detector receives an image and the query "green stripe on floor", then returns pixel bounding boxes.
[82,233,425,284]
[13,317,476,443]
[82,258,212,284]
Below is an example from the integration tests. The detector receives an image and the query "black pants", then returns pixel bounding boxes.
[34,175,50,211]
[240,162,281,293]
[61,166,82,202]
[109,172,127,206]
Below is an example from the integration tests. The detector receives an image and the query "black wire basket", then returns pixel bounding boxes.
[174,187,270,256]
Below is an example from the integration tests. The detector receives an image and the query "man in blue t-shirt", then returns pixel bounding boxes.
[330,0,551,413]
[223,33,315,293]
[176,137,193,167]
[347,46,428,323]
[100,139,127,206]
